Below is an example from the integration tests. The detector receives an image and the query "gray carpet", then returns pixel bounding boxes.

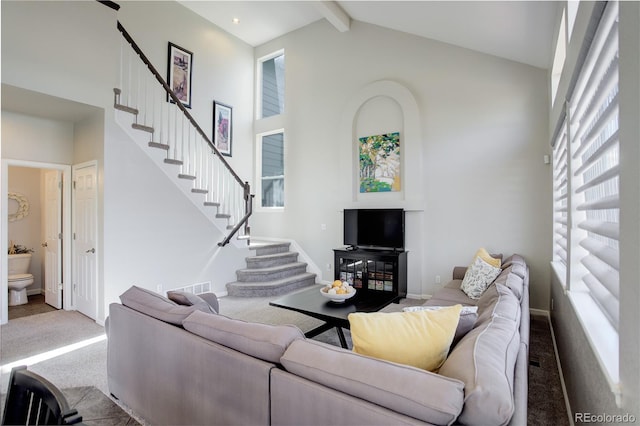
[0,310,140,424]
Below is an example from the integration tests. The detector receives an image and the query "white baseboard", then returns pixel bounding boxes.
[547,312,575,426]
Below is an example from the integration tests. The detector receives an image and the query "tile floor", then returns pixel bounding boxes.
[8,293,57,320]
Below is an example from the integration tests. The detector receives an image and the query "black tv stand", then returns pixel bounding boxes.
[334,248,407,301]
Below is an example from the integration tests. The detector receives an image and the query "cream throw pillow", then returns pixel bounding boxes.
[348,305,462,372]
[474,247,501,268]
[461,256,502,299]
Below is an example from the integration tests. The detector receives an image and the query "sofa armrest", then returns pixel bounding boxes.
[198,293,220,313]
[452,266,467,280]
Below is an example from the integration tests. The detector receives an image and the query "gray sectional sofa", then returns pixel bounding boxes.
[106,254,529,426]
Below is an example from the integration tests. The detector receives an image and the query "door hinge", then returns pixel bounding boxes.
[58,283,63,290]
[58,181,63,189]
[73,233,76,240]
[58,233,63,239]
[73,181,76,190]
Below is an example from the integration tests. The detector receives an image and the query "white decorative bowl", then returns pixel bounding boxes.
[320,286,356,303]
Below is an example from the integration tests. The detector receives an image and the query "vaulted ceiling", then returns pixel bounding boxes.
[179,1,560,69]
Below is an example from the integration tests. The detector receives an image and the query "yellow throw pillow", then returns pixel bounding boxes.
[348,305,462,372]
[473,247,501,268]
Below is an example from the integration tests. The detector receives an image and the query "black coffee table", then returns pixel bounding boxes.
[269,284,399,348]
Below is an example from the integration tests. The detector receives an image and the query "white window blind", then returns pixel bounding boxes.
[568,0,619,329]
[552,118,569,267]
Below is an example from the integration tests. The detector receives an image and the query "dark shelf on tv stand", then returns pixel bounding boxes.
[333,247,407,302]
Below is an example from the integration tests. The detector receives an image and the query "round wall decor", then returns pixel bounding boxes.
[8,192,30,222]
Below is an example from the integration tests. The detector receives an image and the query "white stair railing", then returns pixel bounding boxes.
[114,21,252,246]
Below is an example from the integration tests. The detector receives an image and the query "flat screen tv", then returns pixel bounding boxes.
[343,208,405,250]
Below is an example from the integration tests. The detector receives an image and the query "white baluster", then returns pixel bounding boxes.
[119,39,123,98]
[173,104,178,160]
[126,49,132,107]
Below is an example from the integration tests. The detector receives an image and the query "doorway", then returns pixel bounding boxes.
[1,160,72,324]
[72,161,98,320]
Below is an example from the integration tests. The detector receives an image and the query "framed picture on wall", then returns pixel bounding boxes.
[167,42,193,108]
[213,101,232,156]
[359,132,401,193]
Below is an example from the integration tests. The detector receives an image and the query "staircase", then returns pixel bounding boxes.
[114,21,251,247]
[226,243,317,297]
[113,21,317,296]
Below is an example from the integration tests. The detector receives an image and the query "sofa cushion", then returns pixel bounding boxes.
[501,254,526,270]
[444,279,463,290]
[438,315,521,426]
[119,285,206,325]
[167,290,218,314]
[461,256,502,299]
[403,305,478,347]
[281,339,465,426]
[425,286,478,307]
[182,310,304,363]
[494,268,525,301]
[348,305,461,371]
[476,283,521,325]
[509,262,527,280]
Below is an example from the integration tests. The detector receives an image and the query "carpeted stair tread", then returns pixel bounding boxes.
[250,242,291,256]
[246,251,299,269]
[236,262,309,282]
[226,273,316,297]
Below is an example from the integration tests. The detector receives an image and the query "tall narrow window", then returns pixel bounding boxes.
[259,52,285,118]
[551,1,620,388]
[569,1,619,329]
[551,9,567,106]
[260,131,284,208]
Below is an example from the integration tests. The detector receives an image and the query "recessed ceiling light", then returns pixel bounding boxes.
[232,18,240,24]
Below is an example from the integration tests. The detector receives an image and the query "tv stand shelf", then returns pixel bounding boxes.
[333,248,407,302]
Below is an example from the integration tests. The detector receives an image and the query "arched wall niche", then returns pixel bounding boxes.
[354,96,404,203]
[339,80,423,208]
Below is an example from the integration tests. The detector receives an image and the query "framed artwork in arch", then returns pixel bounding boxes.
[213,101,233,156]
[359,132,401,193]
[167,42,193,108]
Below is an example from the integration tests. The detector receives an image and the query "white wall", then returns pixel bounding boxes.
[100,1,255,317]
[116,1,255,183]
[252,20,551,309]
[1,112,75,165]
[2,0,256,322]
[1,0,119,110]
[102,122,248,310]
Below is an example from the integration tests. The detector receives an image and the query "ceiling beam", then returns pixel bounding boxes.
[315,1,351,33]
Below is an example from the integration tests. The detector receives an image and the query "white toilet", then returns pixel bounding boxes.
[8,253,34,306]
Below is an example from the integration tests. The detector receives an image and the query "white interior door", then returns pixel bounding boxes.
[73,163,98,319]
[43,170,62,309]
